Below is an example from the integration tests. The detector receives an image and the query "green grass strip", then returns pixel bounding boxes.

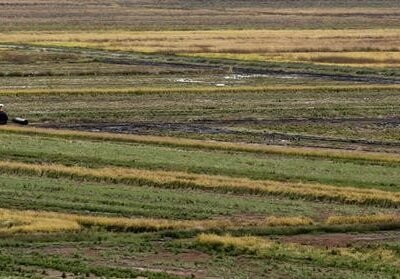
[1,126,400,164]
[0,160,399,207]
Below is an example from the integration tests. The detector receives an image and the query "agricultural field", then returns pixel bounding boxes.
[0,0,400,278]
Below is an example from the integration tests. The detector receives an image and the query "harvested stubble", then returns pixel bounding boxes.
[1,126,400,164]
[0,161,399,207]
[73,215,313,232]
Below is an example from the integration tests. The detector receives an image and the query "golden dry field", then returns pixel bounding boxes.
[1,29,400,66]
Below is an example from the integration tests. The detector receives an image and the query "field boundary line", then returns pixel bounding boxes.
[1,126,400,164]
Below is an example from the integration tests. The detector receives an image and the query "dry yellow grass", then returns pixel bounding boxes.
[2,126,400,164]
[0,28,391,69]
[73,215,313,231]
[1,29,400,54]
[264,216,313,227]
[0,208,80,234]
[0,208,315,234]
[71,215,232,232]
[278,52,400,67]
[196,233,400,269]
[197,233,275,252]
[0,160,399,207]
[2,205,398,237]
[326,214,400,225]
[189,52,400,68]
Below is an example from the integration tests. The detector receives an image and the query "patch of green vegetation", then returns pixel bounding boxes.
[1,133,400,191]
[0,174,388,220]
[194,234,400,277]
[0,230,396,279]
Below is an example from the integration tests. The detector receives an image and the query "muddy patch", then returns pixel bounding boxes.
[39,117,400,153]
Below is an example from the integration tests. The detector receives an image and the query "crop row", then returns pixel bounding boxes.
[1,84,400,96]
[2,206,399,236]
[0,160,399,207]
[2,126,400,164]
[0,208,314,235]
